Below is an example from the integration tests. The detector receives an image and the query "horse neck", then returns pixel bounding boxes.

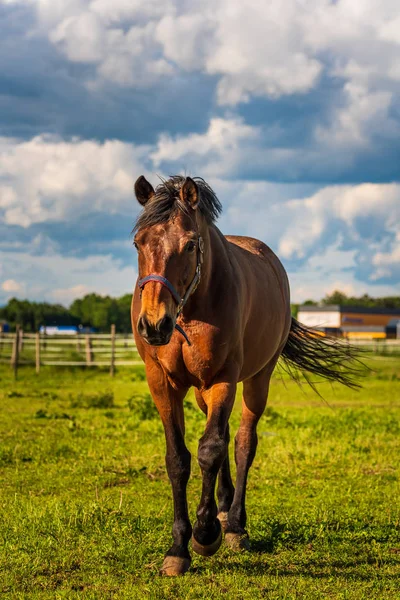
[181,223,229,320]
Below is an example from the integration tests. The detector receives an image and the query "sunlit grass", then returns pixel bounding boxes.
[0,357,399,598]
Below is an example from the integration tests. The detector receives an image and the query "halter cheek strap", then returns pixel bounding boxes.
[138,236,204,345]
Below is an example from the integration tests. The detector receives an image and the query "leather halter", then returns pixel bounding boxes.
[138,236,204,345]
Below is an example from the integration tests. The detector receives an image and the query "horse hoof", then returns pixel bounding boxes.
[160,556,191,576]
[191,528,223,557]
[217,511,229,531]
[225,531,251,552]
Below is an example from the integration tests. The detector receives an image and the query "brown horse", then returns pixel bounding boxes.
[131,175,359,576]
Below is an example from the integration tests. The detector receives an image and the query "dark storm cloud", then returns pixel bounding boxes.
[0,3,216,143]
[1,2,400,186]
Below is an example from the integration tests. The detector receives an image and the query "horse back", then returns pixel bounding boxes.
[225,235,291,378]
[225,235,290,302]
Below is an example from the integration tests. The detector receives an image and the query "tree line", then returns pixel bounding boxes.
[1,290,400,332]
[290,290,400,319]
[0,294,132,333]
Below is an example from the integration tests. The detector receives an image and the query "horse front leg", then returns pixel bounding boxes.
[146,364,191,576]
[192,379,236,556]
[194,390,235,533]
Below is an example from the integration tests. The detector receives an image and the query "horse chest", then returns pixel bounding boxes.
[156,328,227,390]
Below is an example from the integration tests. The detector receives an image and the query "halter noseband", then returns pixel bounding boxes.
[138,236,204,345]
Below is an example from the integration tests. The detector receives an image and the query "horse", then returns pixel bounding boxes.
[131,175,360,576]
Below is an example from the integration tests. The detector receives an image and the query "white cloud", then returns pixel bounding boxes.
[50,11,105,63]
[1,161,399,304]
[50,284,92,305]
[151,117,260,177]
[204,0,322,105]
[315,83,397,148]
[287,240,397,302]
[0,135,150,227]
[370,231,400,282]
[36,0,176,88]
[17,0,396,112]
[4,0,397,167]
[277,183,400,261]
[1,279,24,293]
[0,249,137,305]
[216,180,400,287]
[155,14,214,71]
[1,126,399,291]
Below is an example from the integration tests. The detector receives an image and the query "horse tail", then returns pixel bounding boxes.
[281,317,365,390]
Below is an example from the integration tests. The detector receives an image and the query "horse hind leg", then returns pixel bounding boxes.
[194,390,235,532]
[225,364,274,551]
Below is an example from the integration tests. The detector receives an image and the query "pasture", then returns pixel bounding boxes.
[0,355,399,599]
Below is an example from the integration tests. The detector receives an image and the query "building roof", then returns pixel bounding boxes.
[299,305,400,315]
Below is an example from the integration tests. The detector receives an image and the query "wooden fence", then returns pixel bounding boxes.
[0,326,142,377]
[1,328,399,378]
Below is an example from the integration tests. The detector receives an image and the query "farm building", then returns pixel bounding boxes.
[297,305,400,339]
[39,325,96,335]
[39,325,79,335]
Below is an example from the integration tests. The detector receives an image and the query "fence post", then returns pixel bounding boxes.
[11,326,20,379]
[85,335,92,366]
[76,332,81,353]
[110,324,116,377]
[19,329,24,353]
[35,332,40,374]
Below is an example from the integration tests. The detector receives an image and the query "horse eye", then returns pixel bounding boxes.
[134,241,139,251]
[185,241,196,253]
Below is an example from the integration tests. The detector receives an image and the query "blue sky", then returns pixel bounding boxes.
[1,0,399,305]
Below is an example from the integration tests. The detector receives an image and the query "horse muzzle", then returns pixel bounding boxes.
[137,314,175,346]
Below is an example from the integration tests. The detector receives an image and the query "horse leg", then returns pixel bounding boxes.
[225,365,273,551]
[192,380,236,557]
[195,390,235,532]
[146,366,191,575]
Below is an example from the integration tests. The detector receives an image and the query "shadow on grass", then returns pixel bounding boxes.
[192,520,400,581]
[193,554,400,581]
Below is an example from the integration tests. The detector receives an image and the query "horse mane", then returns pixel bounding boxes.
[133,175,222,233]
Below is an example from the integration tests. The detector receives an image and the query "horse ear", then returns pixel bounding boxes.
[134,175,155,206]
[180,177,199,210]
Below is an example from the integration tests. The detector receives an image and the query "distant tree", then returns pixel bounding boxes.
[0,298,77,332]
[321,290,348,305]
[70,293,134,332]
[70,294,112,330]
[2,289,399,333]
[116,294,134,332]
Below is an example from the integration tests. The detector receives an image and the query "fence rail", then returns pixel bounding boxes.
[0,327,142,376]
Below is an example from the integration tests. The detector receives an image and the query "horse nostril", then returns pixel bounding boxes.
[157,315,174,337]
[138,314,173,344]
[137,316,147,336]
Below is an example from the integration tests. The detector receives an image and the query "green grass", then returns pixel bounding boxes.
[0,356,399,599]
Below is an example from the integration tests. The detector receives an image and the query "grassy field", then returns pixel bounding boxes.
[0,355,399,599]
